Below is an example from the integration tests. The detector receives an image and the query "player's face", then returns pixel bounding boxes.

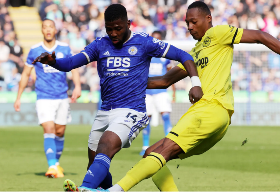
[105,18,130,47]
[42,20,57,42]
[185,8,212,40]
[152,33,162,40]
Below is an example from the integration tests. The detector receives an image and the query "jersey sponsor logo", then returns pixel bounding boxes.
[56,52,64,58]
[195,57,209,69]
[203,37,211,47]
[152,38,166,49]
[43,64,60,73]
[128,46,138,55]
[103,51,110,56]
[107,57,130,71]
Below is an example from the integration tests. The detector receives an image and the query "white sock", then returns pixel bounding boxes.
[49,165,57,170]
[109,184,124,192]
[55,162,60,166]
[142,146,149,150]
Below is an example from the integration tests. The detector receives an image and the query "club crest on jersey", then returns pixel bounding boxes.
[56,52,64,58]
[128,46,137,55]
[203,37,211,47]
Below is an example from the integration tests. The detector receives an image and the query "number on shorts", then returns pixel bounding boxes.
[126,113,137,123]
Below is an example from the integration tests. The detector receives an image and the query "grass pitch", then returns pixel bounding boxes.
[0,125,280,191]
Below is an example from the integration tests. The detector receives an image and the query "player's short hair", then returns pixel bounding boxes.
[152,31,163,38]
[104,4,128,22]
[42,18,56,26]
[188,1,211,16]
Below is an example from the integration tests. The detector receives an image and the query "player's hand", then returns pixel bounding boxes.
[14,99,21,112]
[189,86,203,104]
[32,51,56,65]
[71,86,81,103]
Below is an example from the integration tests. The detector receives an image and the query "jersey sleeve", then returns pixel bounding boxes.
[145,35,170,58]
[81,39,99,63]
[214,25,244,45]
[25,49,35,68]
[177,63,186,71]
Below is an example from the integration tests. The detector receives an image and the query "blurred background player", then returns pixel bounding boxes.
[14,19,81,178]
[140,30,176,156]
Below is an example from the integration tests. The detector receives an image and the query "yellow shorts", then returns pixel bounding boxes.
[166,99,230,159]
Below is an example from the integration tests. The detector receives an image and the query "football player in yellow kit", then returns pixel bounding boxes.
[73,1,280,191]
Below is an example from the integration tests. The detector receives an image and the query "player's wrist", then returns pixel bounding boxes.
[191,76,201,87]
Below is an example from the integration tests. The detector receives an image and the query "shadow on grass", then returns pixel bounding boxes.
[16,172,78,176]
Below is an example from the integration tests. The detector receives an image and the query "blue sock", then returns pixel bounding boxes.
[99,171,112,189]
[142,119,151,147]
[162,113,172,136]
[81,153,111,189]
[55,135,64,162]
[44,133,57,167]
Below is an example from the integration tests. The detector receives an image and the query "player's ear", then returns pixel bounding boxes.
[207,14,212,24]
[127,19,131,29]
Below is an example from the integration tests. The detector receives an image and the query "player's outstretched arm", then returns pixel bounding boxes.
[240,29,280,54]
[32,51,89,72]
[70,69,82,102]
[14,65,33,112]
[147,66,188,89]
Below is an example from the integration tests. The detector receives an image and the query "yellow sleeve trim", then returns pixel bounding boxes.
[177,63,186,71]
[234,28,243,44]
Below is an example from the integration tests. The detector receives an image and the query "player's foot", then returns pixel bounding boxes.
[56,166,64,178]
[63,179,78,191]
[45,167,57,178]
[57,164,64,173]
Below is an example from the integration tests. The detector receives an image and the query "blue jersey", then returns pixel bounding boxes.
[81,32,170,112]
[146,57,170,95]
[26,41,72,100]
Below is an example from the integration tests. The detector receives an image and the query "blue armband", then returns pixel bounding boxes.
[53,53,89,72]
[165,45,193,64]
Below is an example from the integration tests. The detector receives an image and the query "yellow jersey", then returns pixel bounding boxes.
[178,25,243,116]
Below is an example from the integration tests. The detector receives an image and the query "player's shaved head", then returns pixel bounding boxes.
[105,4,128,22]
[152,31,163,40]
[41,18,57,42]
[188,1,211,16]
[185,1,212,40]
[104,4,131,47]
[42,18,56,27]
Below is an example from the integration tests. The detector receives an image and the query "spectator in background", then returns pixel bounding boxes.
[39,0,54,20]
[9,39,24,73]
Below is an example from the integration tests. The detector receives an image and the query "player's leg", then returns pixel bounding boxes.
[54,124,66,176]
[112,100,230,191]
[155,92,172,136]
[36,99,59,178]
[140,94,153,155]
[81,108,149,190]
[54,98,71,177]
[143,139,178,191]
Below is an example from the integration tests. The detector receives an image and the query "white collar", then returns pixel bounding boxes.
[42,40,58,52]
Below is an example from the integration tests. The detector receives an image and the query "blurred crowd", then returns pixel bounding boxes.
[1,0,280,101]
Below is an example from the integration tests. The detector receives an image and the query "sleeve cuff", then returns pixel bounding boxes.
[25,62,34,67]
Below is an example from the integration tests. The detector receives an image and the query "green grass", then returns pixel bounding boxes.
[0,125,280,191]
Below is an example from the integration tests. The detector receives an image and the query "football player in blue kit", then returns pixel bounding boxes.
[140,30,176,156]
[32,4,202,191]
[14,19,81,178]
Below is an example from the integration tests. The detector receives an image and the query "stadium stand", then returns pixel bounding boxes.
[1,0,280,104]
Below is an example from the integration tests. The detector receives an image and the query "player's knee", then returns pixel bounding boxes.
[96,142,121,159]
[43,125,55,134]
